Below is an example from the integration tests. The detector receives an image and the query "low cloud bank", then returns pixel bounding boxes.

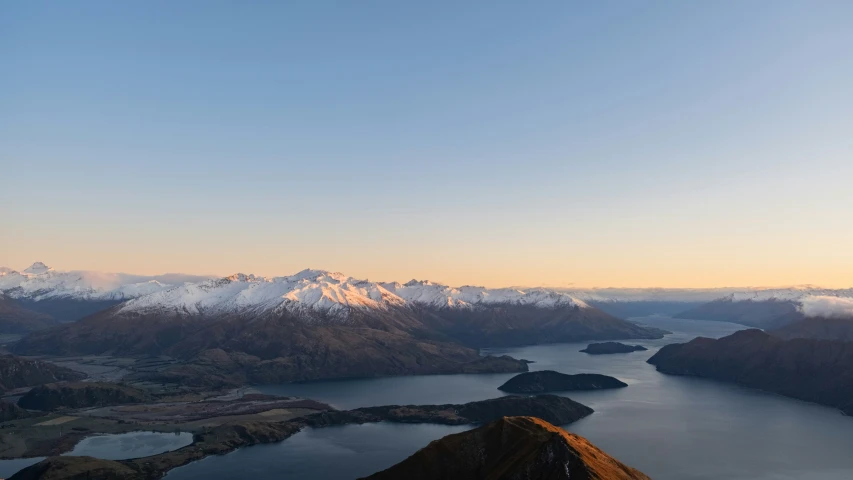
[800,296,853,318]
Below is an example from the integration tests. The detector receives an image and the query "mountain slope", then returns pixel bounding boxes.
[412,302,664,348]
[675,297,800,329]
[13,306,528,385]
[361,416,650,480]
[0,293,60,333]
[771,316,853,342]
[0,355,85,393]
[647,329,853,414]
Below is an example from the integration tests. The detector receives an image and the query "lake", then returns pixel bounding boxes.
[164,316,853,479]
[0,431,193,478]
[64,431,194,460]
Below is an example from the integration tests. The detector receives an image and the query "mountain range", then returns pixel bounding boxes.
[8,265,665,384]
[0,262,211,325]
[675,287,853,329]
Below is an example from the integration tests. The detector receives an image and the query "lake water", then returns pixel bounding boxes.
[0,431,193,478]
[64,431,194,460]
[0,457,45,479]
[167,316,853,479]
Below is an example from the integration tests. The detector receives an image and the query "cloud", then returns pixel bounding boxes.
[800,296,853,319]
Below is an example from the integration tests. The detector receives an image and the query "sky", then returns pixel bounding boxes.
[2,1,852,288]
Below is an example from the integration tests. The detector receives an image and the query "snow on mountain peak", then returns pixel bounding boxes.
[118,269,587,319]
[23,262,52,275]
[726,287,853,303]
[290,269,349,283]
[224,273,259,283]
[0,265,182,302]
[119,269,405,318]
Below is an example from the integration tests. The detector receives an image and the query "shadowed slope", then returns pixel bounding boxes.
[0,294,59,333]
[0,355,85,393]
[771,316,853,341]
[648,329,853,414]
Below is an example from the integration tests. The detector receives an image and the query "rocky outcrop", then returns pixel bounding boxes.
[17,382,151,411]
[0,355,85,393]
[648,329,853,414]
[9,456,143,480]
[361,416,651,480]
[498,371,627,394]
[580,342,648,354]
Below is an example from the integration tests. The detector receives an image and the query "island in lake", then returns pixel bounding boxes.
[580,342,648,355]
[498,370,627,394]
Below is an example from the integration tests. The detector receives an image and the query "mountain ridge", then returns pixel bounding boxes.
[647,329,853,415]
[361,416,650,480]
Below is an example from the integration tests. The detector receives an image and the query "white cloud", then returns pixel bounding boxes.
[800,295,853,319]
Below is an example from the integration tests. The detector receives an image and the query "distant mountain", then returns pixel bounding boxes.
[0,262,213,323]
[13,269,663,384]
[361,416,650,480]
[0,355,85,393]
[771,316,853,342]
[675,297,800,329]
[0,293,60,333]
[647,329,853,415]
[675,287,853,329]
[566,287,744,317]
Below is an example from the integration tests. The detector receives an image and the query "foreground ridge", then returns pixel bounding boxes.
[361,416,651,480]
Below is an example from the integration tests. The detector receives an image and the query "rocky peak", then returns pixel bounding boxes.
[361,416,650,480]
[23,262,52,275]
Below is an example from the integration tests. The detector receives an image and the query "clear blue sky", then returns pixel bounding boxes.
[2,1,852,287]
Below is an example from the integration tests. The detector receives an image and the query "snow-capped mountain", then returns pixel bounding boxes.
[675,286,853,328]
[14,267,664,379]
[121,270,404,317]
[22,261,52,275]
[724,287,853,304]
[381,280,585,309]
[0,262,209,302]
[0,262,216,324]
[118,269,587,318]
